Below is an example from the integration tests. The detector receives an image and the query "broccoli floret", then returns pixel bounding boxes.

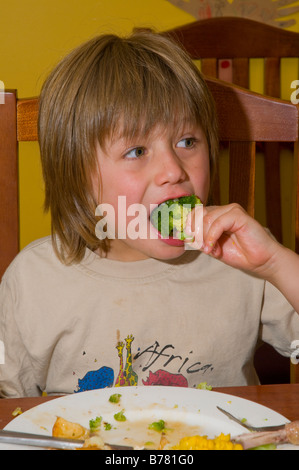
[151,195,201,240]
[148,419,166,432]
[89,416,102,432]
[196,381,213,390]
[114,409,127,422]
[109,393,122,403]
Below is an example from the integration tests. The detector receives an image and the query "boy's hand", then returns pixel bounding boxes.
[185,203,280,278]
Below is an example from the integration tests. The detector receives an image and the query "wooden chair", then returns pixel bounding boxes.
[164,17,299,245]
[203,77,299,385]
[0,78,298,383]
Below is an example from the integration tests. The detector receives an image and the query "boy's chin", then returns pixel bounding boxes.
[146,239,187,261]
[104,238,188,262]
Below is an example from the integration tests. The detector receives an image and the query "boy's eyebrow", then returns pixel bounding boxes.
[100,118,203,151]
[106,128,152,149]
[99,135,142,157]
[178,122,203,133]
[107,134,142,149]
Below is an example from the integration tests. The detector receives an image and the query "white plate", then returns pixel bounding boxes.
[1,386,295,450]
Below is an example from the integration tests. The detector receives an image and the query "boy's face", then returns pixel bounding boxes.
[93,122,210,261]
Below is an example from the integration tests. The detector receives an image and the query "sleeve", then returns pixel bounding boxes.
[0,274,41,398]
[260,279,299,358]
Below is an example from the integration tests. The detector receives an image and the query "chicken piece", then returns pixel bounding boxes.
[52,416,90,440]
[158,433,170,450]
[52,416,107,450]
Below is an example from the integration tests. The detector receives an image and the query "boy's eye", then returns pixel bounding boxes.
[177,138,196,149]
[125,147,145,159]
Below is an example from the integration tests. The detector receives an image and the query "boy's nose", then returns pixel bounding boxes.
[154,149,187,186]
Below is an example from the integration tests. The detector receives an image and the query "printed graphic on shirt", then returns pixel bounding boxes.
[75,334,137,393]
[134,340,213,376]
[115,335,138,386]
[142,369,188,387]
[76,366,114,392]
[75,334,213,392]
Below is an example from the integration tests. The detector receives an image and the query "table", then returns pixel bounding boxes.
[0,384,298,430]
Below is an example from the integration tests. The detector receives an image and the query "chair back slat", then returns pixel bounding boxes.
[263,57,281,241]
[17,98,39,141]
[291,361,299,383]
[229,141,256,217]
[264,58,280,98]
[232,58,249,88]
[264,142,283,243]
[201,58,217,78]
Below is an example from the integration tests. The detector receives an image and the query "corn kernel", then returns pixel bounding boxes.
[11,407,22,417]
[172,433,243,450]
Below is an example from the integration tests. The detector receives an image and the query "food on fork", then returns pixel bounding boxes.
[150,195,202,240]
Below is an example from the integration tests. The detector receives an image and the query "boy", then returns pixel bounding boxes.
[0,31,298,397]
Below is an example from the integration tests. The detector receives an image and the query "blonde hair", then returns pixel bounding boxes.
[38,30,218,264]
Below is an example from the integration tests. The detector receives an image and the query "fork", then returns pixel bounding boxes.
[0,429,134,450]
[217,406,287,432]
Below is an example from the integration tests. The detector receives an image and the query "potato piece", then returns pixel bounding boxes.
[52,416,89,440]
[82,436,105,450]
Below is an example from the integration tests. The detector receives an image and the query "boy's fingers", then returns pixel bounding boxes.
[184,204,235,250]
[185,203,248,252]
[184,205,205,249]
[203,204,246,245]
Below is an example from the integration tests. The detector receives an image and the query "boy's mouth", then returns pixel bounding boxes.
[150,195,202,245]
[155,230,185,247]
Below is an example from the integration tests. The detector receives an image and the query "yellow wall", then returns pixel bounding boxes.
[1,0,299,249]
[0,0,194,249]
